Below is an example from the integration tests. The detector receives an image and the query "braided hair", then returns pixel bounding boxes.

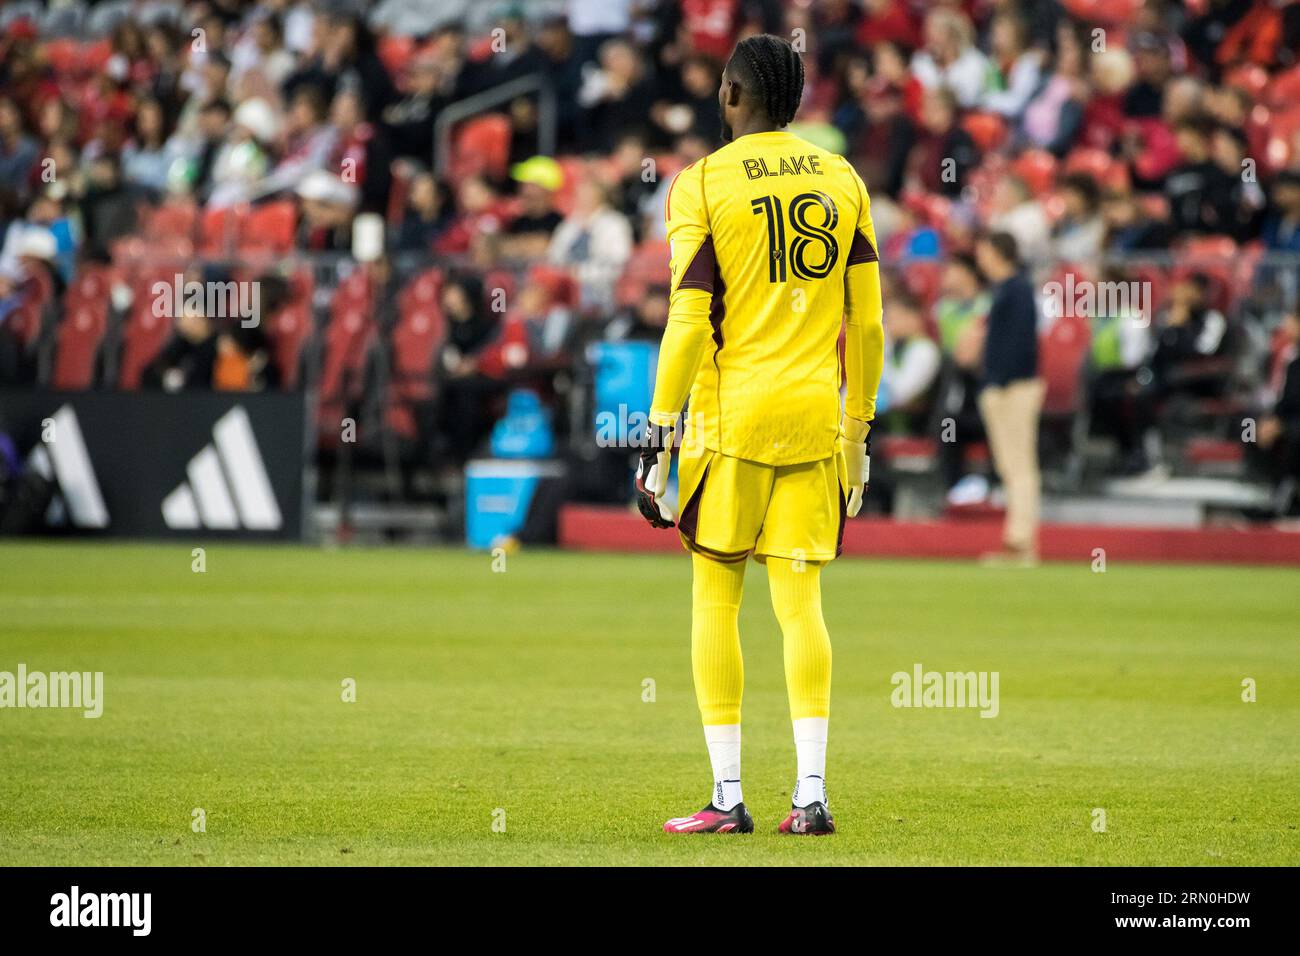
[727,34,805,127]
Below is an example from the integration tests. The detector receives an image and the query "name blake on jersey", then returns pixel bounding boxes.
[742,154,824,179]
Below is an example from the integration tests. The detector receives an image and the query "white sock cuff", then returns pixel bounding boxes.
[704,723,741,744]
[792,717,828,742]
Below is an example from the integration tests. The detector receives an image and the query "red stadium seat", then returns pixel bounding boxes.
[1225,63,1271,100]
[51,304,108,390]
[1062,0,1140,26]
[146,201,198,241]
[6,301,44,350]
[1039,313,1091,417]
[1266,65,1300,111]
[1265,106,1300,170]
[42,39,81,76]
[116,268,178,390]
[961,112,1007,153]
[377,35,416,75]
[316,307,377,447]
[116,306,172,391]
[401,267,443,312]
[243,201,297,253]
[450,114,512,183]
[199,204,249,257]
[1063,147,1127,190]
[1010,149,1058,197]
[386,270,447,439]
[80,40,112,74]
[264,270,314,389]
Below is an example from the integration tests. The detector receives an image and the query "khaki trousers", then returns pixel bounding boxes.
[977,378,1046,551]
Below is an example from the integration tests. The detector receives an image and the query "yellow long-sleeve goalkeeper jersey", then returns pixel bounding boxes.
[649,129,885,466]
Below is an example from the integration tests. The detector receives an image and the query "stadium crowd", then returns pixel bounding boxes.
[1,0,1300,517]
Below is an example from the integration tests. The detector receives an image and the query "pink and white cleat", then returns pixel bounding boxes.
[662,803,755,834]
[777,802,836,835]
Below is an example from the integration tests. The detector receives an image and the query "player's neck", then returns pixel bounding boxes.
[730,120,786,140]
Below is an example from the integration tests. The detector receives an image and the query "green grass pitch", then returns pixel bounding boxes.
[1,541,1297,866]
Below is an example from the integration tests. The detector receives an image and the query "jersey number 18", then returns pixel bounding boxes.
[750,191,840,283]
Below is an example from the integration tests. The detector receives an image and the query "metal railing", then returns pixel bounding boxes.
[433,73,557,176]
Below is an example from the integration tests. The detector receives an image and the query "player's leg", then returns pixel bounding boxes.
[665,452,768,835]
[756,455,841,834]
[664,552,752,833]
[768,556,836,835]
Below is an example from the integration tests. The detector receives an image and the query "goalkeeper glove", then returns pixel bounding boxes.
[841,416,872,518]
[635,420,675,528]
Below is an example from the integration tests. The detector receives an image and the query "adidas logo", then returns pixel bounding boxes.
[162,406,282,531]
[27,405,109,529]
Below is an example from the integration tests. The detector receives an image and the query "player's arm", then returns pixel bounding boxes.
[637,161,714,528]
[841,162,885,516]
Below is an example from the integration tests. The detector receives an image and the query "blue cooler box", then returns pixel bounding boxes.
[464,459,565,549]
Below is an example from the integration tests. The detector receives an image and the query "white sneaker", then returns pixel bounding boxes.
[947,474,990,506]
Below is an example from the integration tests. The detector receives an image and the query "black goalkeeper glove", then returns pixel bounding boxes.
[634,421,675,529]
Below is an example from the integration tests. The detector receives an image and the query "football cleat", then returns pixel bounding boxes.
[662,803,755,834]
[777,802,836,835]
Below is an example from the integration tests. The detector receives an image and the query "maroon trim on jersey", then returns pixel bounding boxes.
[846,229,879,266]
[678,235,717,293]
[708,264,727,350]
[835,481,847,558]
[677,461,748,562]
[677,462,708,540]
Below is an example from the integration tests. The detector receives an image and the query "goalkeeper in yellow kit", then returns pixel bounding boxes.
[636,35,884,835]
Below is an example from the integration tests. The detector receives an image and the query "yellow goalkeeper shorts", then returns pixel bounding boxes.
[676,446,847,563]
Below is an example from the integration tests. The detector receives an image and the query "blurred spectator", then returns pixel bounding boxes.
[208,97,278,207]
[122,97,179,196]
[974,232,1043,564]
[548,180,633,310]
[0,98,39,203]
[436,272,502,464]
[253,85,335,203]
[1149,272,1230,402]
[1262,171,1300,254]
[908,87,978,199]
[1053,173,1105,264]
[1102,189,1174,252]
[1165,116,1236,235]
[651,53,722,145]
[1124,31,1174,119]
[879,290,941,434]
[602,283,670,343]
[935,252,990,497]
[1019,20,1087,156]
[329,88,392,215]
[1253,312,1300,515]
[499,157,564,260]
[1087,267,1155,474]
[396,171,453,253]
[911,8,990,109]
[383,42,457,162]
[284,14,396,121]
[230,13,296,95]
[577,38,655,152]
[79,153,137,262]
[214,318,282,393]
[295,170,359,252]
[990,174,1051,268]
[981,13,1043,120]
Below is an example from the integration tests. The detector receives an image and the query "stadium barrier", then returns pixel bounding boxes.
[0,389,309,539]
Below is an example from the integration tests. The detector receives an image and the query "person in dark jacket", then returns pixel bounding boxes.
[1254,312,1300,516]
[974,231,1044,565]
